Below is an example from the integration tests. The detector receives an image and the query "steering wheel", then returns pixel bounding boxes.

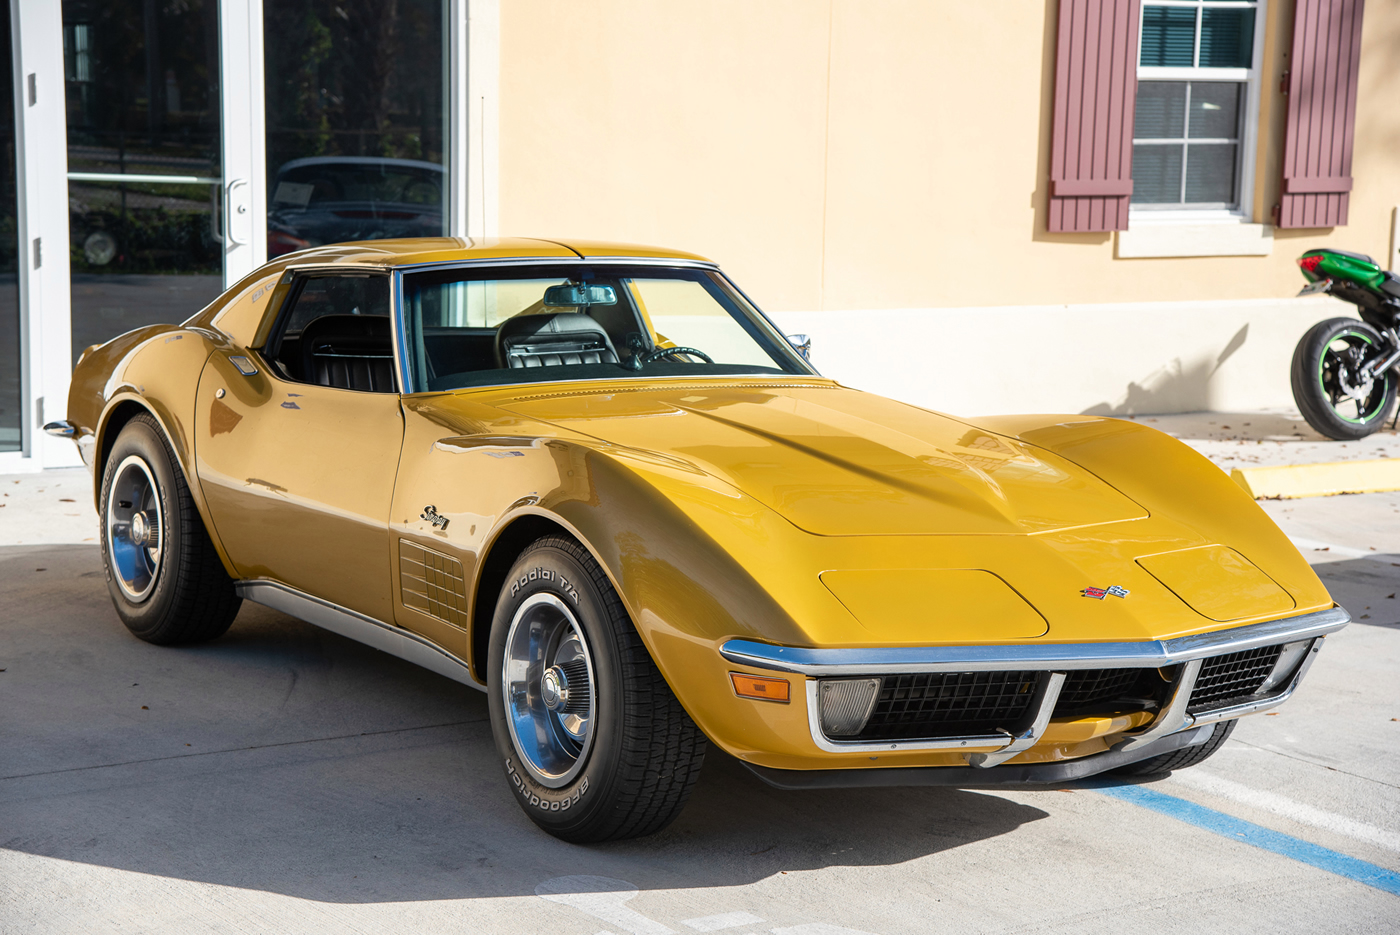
[641,346,714,364]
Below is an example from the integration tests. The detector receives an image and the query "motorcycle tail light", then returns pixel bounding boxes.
[1298,255,1323,273]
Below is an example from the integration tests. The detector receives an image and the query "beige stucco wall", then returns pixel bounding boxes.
[499,0,1400,314]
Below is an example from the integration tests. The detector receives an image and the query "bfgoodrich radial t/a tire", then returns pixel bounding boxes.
[487,536,707,842]
[99,414,241,645]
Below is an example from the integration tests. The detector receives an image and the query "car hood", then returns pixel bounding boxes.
[500,382,1148,536]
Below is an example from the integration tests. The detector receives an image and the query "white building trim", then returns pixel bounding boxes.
[219,0,268,287]
[466,0,500,240]
[1117,221,1273,257]
[8,0,76,470]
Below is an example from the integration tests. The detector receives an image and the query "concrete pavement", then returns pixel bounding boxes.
[2,453,1399,933]
[1122,407,1400,472]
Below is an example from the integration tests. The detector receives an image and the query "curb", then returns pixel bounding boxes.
[1230,457,1400,499]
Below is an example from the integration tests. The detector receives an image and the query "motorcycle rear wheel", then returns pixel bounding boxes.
[1290,317,1397,440]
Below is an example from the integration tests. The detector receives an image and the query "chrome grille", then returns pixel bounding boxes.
[1187,644,1284,712]
[1052,667,1146,714]
[853,671,1043,741]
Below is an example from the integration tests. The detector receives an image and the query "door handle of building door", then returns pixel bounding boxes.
[225,178,249,246]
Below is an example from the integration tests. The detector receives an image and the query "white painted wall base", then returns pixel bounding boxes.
[770,295,1353,418]
[1116,222,1273,258]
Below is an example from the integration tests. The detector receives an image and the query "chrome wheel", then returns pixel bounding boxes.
[502,593,597,788]
[106,454,165,602]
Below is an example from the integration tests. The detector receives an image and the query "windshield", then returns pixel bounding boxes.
[400,264,814,392]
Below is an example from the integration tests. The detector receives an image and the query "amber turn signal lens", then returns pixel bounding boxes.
[730,672,790,703]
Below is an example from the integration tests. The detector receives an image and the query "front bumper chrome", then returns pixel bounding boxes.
[720,606,1349,761]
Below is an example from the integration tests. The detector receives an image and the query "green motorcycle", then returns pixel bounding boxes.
[1291,249,1400,439]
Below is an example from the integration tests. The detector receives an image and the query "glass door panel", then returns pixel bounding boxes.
[263,0,448,257]
[62,0,223,362]
[0,7,19,452]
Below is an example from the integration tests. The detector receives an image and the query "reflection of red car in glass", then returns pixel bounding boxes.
[267,156,445,257]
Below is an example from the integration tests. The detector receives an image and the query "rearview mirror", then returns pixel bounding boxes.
[543,283,617,307]
[787,333,811,360]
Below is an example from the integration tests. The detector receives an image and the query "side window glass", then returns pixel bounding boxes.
[264,274,396,392]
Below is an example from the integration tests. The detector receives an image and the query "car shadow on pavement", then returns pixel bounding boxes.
[0,544,1048,904]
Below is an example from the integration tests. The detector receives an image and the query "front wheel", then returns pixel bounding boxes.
[486,536,707,842]
[100,414,241,644]
[1290,317,1398,440]
[1111,718,1237,777]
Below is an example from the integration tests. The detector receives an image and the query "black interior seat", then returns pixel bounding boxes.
[495,313,619,369]
[300,314,397,392]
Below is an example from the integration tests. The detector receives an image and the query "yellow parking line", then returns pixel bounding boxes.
[1230,458,1400,499]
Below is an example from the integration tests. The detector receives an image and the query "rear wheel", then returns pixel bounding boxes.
[1111,718,1237,777]
[486,536,707,842]
[1291,317,1398,440]
[100,414,241,644]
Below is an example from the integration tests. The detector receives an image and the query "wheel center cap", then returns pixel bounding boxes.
[131,511,149,545]
[542,665,568,711]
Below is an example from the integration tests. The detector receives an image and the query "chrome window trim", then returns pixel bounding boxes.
[391,255,722,274]
[391,269,414,393]
[719,606,1349,675]
[389,259,817,395]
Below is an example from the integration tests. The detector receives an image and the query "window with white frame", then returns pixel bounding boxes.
[1131,0,1261,213]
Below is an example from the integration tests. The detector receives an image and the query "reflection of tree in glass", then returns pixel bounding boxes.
[264,0,445,170]
[61,0,219,173]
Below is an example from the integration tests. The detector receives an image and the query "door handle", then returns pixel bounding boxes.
[225,178,249,246]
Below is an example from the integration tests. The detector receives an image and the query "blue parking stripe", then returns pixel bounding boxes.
[1083,781,1400,897]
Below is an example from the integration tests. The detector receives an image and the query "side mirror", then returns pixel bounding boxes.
[787,333,811,361]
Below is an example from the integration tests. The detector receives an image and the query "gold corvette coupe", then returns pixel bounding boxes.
[51,238,1348,842]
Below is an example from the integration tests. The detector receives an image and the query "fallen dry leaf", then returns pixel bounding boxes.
[141,705,149,710]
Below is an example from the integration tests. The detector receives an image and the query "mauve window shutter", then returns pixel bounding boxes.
[1278,0,1365,228]
[1048,0,1141,233]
